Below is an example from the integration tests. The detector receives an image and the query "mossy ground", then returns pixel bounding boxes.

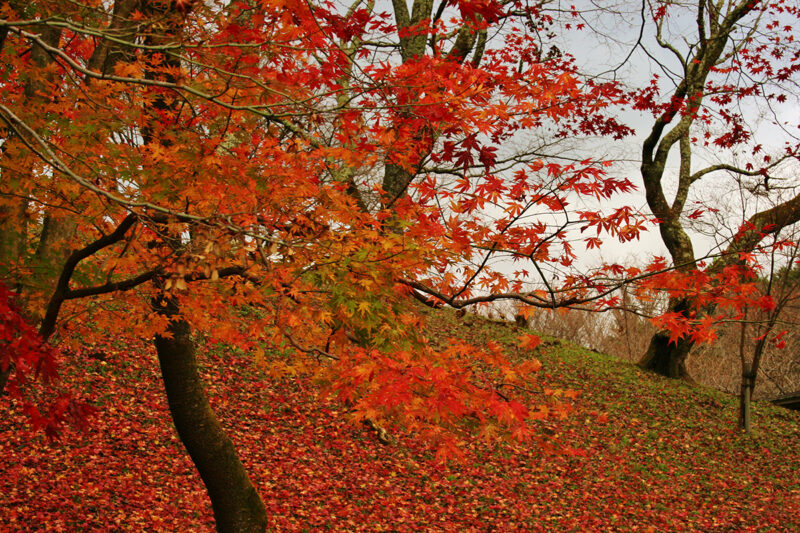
[2,308,798,531]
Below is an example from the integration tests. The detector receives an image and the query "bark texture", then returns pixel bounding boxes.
[639,330,693,380]
[637,1,762,379]
[153,295,268,533]
[139,5,270,530]
[382,0,484,208]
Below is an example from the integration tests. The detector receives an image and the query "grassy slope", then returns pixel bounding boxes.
[1,308,799,531]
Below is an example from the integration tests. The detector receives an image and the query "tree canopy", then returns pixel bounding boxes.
[2,0,800,530]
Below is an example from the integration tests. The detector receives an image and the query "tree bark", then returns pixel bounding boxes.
[0,200,27,283]
[638,298,693,380]
[139,5,271,529]
[636,1,759,380]
[638,329,693,380]
[30,213,78,299]
[382,0,483,209]
[739,364,753,432]
[152,295,268,532]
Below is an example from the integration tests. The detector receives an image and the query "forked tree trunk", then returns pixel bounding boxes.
[152,295,268,532]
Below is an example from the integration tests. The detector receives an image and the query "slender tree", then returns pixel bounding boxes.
[736,238,800,431]
[0,0,641,529]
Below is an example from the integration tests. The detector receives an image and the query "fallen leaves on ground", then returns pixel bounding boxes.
[2,309,799,531]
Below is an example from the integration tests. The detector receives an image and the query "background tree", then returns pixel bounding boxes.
[0,0,645,530]
[736,237,800,431]
[626,0,800,378]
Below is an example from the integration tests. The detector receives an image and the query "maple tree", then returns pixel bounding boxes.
[0,0,647,529]
[622,0,800,378]
[5,0,799,529]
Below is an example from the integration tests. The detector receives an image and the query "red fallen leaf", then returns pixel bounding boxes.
[517,358,542,374]
[563,446,588,457]
[562,389,580,400]
[517,334,542,350]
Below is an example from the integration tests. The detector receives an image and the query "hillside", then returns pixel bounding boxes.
[2,308,799,531]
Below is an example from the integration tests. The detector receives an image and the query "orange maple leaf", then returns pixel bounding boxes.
[517,334,542,350]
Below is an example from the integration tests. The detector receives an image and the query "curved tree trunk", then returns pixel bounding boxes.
[140,4,269,528]
[635,2,759,381]
[153,295,268,532]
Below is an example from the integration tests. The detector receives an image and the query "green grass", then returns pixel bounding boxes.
[1,307,799,531]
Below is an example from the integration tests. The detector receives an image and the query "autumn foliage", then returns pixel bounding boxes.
[0,0,640,444]
[2,0,800,529]
[3,312,799,531]
[0,282,93,437]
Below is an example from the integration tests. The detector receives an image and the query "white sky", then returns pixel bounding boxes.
[546,0,800,270]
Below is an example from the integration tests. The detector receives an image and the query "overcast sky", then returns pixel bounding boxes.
[545,0,800,270]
